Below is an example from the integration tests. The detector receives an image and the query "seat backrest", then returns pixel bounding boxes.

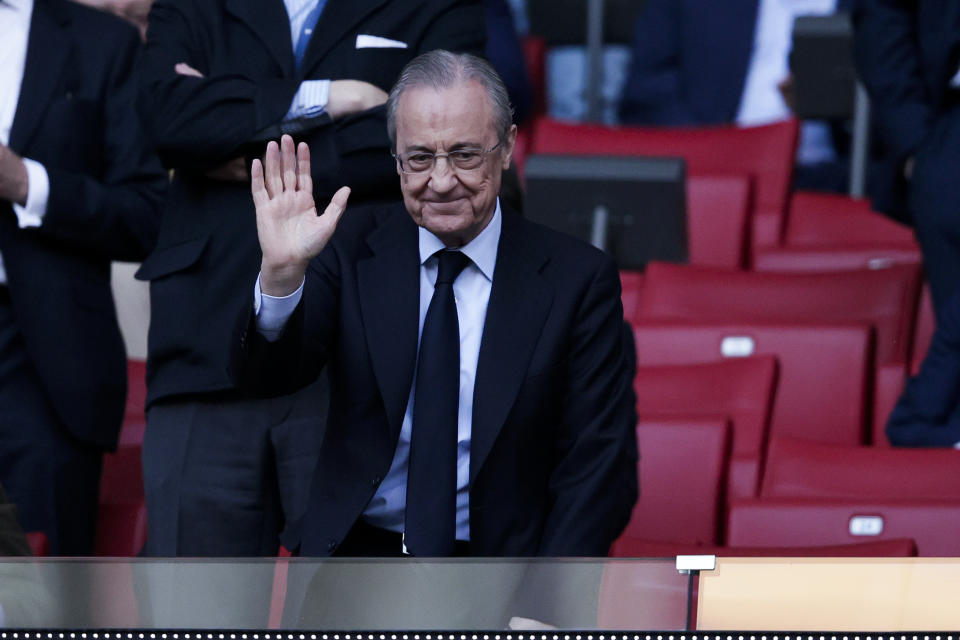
[633,321,872,445]
[634,357,778,500]
[753,245,922,273]
[761,438,960,500]
[786,191,916,247]
[727,497,960,556]
[610,418,730,553]
[686,174,752,269]
[619,270,644,326]
[639,261,921,365]
[531,117,798,248]
[617,538,917,558]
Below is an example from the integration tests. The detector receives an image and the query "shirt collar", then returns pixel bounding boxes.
[418,198,501,282]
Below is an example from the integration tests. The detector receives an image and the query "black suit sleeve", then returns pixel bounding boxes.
[32,26,165,262]
[887,291,960,447]
[537,257,638,556]
[137,0,301,170]
[852,0,933,161]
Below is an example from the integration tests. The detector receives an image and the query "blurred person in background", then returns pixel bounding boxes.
[619,0,850,192]
[0,0,165,555]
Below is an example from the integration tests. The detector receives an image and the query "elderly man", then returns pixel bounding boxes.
[238,50,637,556]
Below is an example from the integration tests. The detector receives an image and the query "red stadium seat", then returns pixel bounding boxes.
[610,418,730,554]
[633,357,778,500]
[911,283,935,375]
[521,36,547,121]
[639,261,922,366]
[619,270,644,325]
[727,497,960,556]
[633,321,872,445]
[97,444,146,556]
[761,438,960,500]
[25,531,49,556]
[531,117,798,249]
[686,174,751,269]
[752,245,922,273]
[616,538,917,558]
[786,191,917,247]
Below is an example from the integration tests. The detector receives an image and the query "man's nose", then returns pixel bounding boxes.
[427,156,458,192]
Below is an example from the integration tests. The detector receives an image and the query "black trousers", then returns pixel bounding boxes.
[141,372,328,557]
[909,101,960,321]
[0,286,101,556]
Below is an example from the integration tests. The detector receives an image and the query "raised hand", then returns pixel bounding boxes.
[252,134,350,296]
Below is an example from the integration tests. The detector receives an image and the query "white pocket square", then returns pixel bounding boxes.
[356,34,408,49]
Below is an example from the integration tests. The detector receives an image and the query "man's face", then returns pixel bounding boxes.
[394,80,516,247]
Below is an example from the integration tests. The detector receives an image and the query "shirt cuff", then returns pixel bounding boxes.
[13,158,49,228]
[285,79,331,120]
[254,272,304,342]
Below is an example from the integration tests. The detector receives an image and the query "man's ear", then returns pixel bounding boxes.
[501,124,518,170]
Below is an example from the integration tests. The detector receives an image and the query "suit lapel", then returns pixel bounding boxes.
[9,0,71,154]
[470,212,553,483]
[225,0,295,76]
[357,206,421,441]
[298,0,390,78]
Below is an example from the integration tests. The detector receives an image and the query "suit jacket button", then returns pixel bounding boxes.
[327,540,337,552]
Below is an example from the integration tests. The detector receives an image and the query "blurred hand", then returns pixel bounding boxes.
[253,134,350,296]
[0,144,28,206]
[326,80,388,120]
[175,62,203,78]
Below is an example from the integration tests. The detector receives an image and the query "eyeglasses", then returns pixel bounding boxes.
[393,142,502,174]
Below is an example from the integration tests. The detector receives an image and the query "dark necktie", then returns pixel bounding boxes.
[405,249,471,556]
[293,0,327,72]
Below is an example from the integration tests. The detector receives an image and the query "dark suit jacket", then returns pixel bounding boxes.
[887,290,960,447]
[853,0,960,216]
[135,0,486,406]
[619,0,852,126]
[234,204,638,556]
[1,0,166,449]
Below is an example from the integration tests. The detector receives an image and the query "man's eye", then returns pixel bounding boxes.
[450,150,480,162]
[407,153,434,166]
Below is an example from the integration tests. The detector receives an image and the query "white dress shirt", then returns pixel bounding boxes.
[282,0,331,122]
[254,200,503,540]
[0,0,51,284]
[736,0,838,165]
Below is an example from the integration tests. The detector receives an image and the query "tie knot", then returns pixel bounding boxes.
[435,250,471,285]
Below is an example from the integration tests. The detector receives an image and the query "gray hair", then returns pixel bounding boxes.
[386,50,514,150]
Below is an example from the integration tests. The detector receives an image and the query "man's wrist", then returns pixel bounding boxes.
[260,260,309,297]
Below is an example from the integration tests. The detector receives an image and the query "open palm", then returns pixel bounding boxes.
[252,135,350,295]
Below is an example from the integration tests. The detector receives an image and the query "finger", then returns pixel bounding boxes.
[321,186,351,229]
[263,140,282,199]
[296,142,312,195]
[250,159,268,209]
[281,134,297,193]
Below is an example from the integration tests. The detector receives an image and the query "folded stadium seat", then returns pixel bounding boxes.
[726,498,960,556]
[25,531,49,556]
[912,283,935,375]
[531,117,798,251]
[640,261,923,445]
[619,270,644,325]
[633,321,872,445]
[686,174,752,269]
[761,437,960,500]
[633,357,778,501]
[785,191,917,247]
[752,245,922,272]
[609,418,730,556]
[96,444,146,556]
